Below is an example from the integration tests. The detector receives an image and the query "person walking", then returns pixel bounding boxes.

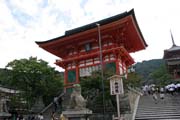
[51,111,56,120]
[59,113,67,120]
[169,86,175,95]
[160,87,165,104]
[37,113,44,120]
[143,85,148,96]
[53,96,59,112]
[160,87,165,99]
[152,87,158,104]
[58,96,63,112]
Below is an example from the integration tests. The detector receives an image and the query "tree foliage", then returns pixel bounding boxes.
[133,59,175,86]
[135,59,165,82]
[5,57,63,108]
[80,69,115,112]
[149,64,173,86]
[124,72,143,88]
[80,69,135,113]
[0,69,11,85]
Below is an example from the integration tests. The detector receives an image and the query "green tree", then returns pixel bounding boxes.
[6,57,63,108]
[80,69,134,113]
[0,69,11,85]
[124,72,143,88]
[80,69,116,113]
[135,59,165,83]
[149,64,173,86]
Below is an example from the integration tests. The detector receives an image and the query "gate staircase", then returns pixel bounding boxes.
[135,94,180,120]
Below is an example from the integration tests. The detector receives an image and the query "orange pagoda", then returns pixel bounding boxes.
[36,9,147,91]
[163,31,180,79]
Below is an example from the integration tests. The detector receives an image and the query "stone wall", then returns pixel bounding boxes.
[123,87,143,120]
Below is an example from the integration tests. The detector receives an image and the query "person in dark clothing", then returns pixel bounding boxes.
[51,111,57,120]
[19,114,23,120]
[53,96,58,112]
[58,97,63,112]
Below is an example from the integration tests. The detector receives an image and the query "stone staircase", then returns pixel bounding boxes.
[40,92,65,120]
[135,94,180,120]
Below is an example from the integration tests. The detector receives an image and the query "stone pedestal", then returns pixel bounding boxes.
[62,109,92,120]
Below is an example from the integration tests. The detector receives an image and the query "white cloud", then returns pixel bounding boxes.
[8,0,43,16]
[1,0,180,71]
[84,0,130,21]
[128,0,180,62]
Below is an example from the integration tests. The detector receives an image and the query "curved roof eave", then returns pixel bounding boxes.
[36,9,147,48]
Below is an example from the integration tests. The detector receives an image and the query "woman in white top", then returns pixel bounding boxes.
[160,87,165,99]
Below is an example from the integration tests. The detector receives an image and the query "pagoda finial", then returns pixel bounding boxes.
[170,30,176,47]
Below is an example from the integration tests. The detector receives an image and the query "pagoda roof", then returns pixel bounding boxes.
[165,45,180,52]
[164,31,180,59]
[163,46,180,59]
[36,9,147,58]
[163,36,180,59]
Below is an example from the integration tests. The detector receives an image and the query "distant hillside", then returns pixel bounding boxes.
[134,59,165,82]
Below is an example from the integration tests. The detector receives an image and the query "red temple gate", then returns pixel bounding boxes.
[36,9,147,91]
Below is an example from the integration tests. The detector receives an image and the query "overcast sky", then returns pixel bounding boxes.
[1,0,180,71]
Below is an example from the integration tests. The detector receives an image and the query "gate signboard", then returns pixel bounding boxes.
[109,75,125,120]
[109,75,124,95]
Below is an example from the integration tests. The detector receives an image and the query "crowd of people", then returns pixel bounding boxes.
[12,112,66,120]
[142,83,180,104]
[11,113,44,120]
[143,83,180,95]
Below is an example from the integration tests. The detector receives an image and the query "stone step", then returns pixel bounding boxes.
[135,115,180,120]
[136,110,180,114]
[138,104,180,107]
[139,101,180,103]
[139,100,180,104]
[137,105,179,109]
[136,113,180,117]
[136,112,180,116]
[137,107,180,111]
[135,95,180,120]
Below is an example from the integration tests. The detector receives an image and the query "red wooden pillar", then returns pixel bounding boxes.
[64,68,68,85]
[115,53,120,75]
[116,61,120,75]
[125,65,128,79]
[121,61,123,75]
[76,62,79,83]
